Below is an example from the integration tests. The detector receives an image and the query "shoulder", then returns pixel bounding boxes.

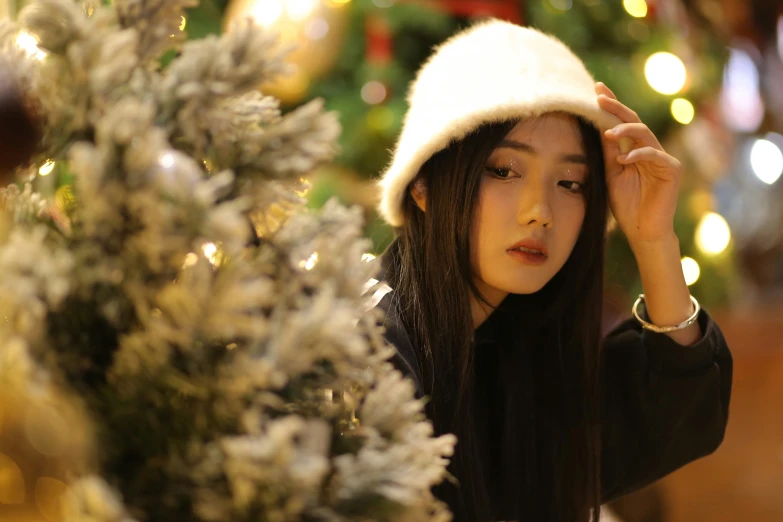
[371,284,426,399]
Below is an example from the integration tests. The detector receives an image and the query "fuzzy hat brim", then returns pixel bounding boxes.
[378,19,630,227]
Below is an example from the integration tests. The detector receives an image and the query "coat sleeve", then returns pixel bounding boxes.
[600,308,733,502]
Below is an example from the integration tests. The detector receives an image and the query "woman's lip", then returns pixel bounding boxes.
[507,248,548,265]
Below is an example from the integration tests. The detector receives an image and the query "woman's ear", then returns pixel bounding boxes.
[409,178,427,212]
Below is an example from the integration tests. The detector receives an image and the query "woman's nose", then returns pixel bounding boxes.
[517,183,553,229]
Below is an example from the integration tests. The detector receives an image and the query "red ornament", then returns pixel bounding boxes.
[366,14,393,65]
[432,0,524,25]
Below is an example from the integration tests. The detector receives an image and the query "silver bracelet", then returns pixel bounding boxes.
[632,294,701,333]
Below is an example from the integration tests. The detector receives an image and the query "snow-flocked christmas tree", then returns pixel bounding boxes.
[0,0,454,520]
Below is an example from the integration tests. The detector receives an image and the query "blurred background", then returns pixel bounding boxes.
[4,0,783,521]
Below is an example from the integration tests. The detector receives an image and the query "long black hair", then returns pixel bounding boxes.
[384,114,609,522]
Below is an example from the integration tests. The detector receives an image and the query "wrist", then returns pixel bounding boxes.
[628,230,680,258]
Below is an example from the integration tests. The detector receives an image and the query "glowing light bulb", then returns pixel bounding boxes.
[202,243,218,265]
[286,0,318,21]
[16,31,46,60]
[159,152,175,169]
[299,252,319,270]
[361,253,376,262]
[671,98,695,124]
[681,257,700,286]
[750,138,783,185]
[39,160,55,176]
[644,52,687,95]
[623,0,648,18]
[695,212,731,255]
[249,0,284,26]
[182,252,199,268]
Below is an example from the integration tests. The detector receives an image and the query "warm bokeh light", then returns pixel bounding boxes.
[361,81,387,105]
[778,15,783,62]
[25,404,69,457]
[644,52,687,95]
[286,0,319,21]
[549,0,573,11]
[300,252,319,270]
[750,138,783,185]
[0,452,25,504]
[202,242,219,265]
[623,0,648,18]
[361,253,376,262]
[250,0,284,26]
[36,477,73,522]
[182,252,199,268]
[720,48,764,132]
[16,31,46,60]
[696,212,731,255]
[671,98,695,124]
[681,256,701,286]
[39,160,56,176]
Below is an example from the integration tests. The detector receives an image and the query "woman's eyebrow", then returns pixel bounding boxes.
[497,139,588,165]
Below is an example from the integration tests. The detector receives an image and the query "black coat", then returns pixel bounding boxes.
[373,264,733,516]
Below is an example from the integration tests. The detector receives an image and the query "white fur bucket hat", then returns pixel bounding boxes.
[377,18,629,227]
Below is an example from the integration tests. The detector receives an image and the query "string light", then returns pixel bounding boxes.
[623,0,647,18]
[644,52,687,95]
[671,98,695,124]
[159,152,175,169]
[681,257,701,286]
[778,16,783,62]
[695,212,731,255]
[179,16,186,31]
[361,253,376,262]
[16,31,46,60]
[299,252,319,270]
[750,138,783,185]
[182,252,199,268]
[361,81,387,105]
[720,48,764,132]
[548,0,573,11]
[249,0,284,26]
[39,160,56,176]
[366,106,394,132]
[202,243,219,265]
[305,18,329,40]
[286,0,318,21]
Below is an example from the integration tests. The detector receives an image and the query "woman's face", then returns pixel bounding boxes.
[471,113,589,305]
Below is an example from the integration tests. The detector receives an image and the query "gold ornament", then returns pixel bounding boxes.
[223,0,348,104]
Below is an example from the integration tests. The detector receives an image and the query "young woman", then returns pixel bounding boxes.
[372,19,732,522]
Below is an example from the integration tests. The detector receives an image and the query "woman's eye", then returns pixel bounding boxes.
[485,167,515,179]
[559,180,585,193]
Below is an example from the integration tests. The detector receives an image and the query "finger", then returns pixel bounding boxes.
[617,146,680,170]
[595,82,618,100]
[605,123,662,149]
[597,94,642,124]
